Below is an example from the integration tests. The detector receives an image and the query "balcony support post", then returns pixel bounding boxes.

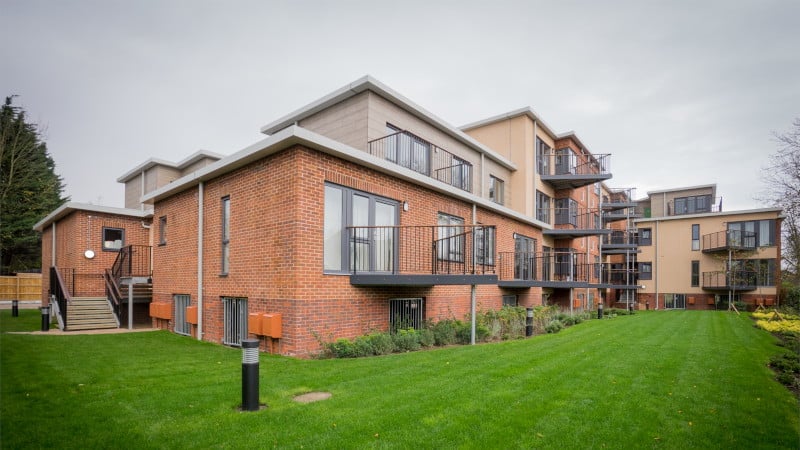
[470,284,476,345]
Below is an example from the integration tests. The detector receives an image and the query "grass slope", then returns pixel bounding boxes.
[2,309,798,449]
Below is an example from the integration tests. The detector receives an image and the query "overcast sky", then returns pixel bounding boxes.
[3,0,799,212]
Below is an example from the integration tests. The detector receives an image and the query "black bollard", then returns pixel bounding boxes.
[598,302,604,319]
[241,339,260,411]
[12,300,19,317]
[41,305,50,331]
[525,307,534,337]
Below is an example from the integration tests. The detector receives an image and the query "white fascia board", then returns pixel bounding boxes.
[646,184,718,196]
[175,149,226,168]
[33,202,151,232]
[634,207,783,224]
[143,126,551,230]
[116,150,227,183]
[259,75,516,172]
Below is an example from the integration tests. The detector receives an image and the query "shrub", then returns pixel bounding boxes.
[352,336,374,357]
[393,328,421,352]
[367,332,395,355]
[417,328,435,347]
[545,319,564,334]
[329,338,357,358]
[430,319,460,346]
[477,306,526,341]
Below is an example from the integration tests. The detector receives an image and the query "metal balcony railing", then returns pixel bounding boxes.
[111,245,152,280]
[498,251,590,284]
[367,130,473,193]
[599,263,639,286]
[702,230,757,253]
[603,230,638,246]
[602,188,636,206]
[542,150,611,177]
[553,207,603,230]
[702,271,758,290]
[347,225,495,276]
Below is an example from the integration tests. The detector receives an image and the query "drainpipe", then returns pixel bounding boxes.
[197,181,204,340]
[471,202,477,345]
[654,220,659,310]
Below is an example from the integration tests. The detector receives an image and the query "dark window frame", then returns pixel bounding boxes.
[639,262,653,280]
[691,260,700,287]
[158,216,167,246]
[102,227,125,252]
[221,196,231,275]
[691,224,700,251]
[489,175,504,205]
[536,190,551,224]
[639,228,652,246]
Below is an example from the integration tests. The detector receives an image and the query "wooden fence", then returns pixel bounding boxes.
[0,273,42,301]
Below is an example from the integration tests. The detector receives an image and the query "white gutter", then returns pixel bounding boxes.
[197,181,204,340]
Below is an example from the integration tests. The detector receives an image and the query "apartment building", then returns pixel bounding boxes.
[635,185,782,310]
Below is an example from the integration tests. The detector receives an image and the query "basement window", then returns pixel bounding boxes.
[102,227,125,251]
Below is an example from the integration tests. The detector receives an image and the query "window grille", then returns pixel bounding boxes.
[390,298,425,331]
[174,294,191,336]
[222,296,248,346]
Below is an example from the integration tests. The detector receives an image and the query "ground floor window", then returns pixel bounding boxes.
[222,296,248,346]
[664,293,686,310]
[174,294,191,336]
[502,295,518,307]
[390,298,425,331]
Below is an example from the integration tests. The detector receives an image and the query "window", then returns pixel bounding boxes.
[555,148,577,175]
[390,298,424,331]
[691,224,700,251]
[639,228,652,246]
[514,234,536,280]
[102,227,124,251]
[639,262,652,280]
[324,183,398,273]
[665,294,686,309]
[691,261,699,287]
[502,295,518,307]
[385,123,430,175]
[174,294,191,336]
[555,198,578,226]
[451,155,471,191]
[475,225,495,266]
[222,296,247,346]
[673,195,712,215]
[489,176,504,204]
[221,196,231,275]
[727,220,775,247]
[437,213,465,262]
[755,259,776,286]
[158,216,167,245]
[536,191,551,223]
[536,137,551,175]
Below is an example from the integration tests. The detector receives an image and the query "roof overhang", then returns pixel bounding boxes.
[33,202,151,232]
[116,149,226,183]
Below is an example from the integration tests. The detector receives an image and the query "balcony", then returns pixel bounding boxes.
[601,231,639,254]
[347,225,497,286]
[702,271,757,291]
[667,196,722,216]
[595,263,640,289]
[544,207,610,239]
[497,250,591,288]
[602,188,637,210]
[540,150,611,189]
[702,230,757,253]
[368,130,473,193]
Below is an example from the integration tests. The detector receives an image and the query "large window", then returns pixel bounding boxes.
[691,224,700,251]
[555,148,577,175]
[536,138,551,175]
[555,198,578,226]
[639,228,652,246]
[437,213,465,262]
[514,234,536,280]
[673,195,712,215]
[324,184,398,273]
[691,261,699,287]
[727,220,776,247]
[221,196,231,275]
[385,123,430,175]
[489,176,504,205]
[536,191,551,224]
[475,225,495,266]
[102,227,124,251]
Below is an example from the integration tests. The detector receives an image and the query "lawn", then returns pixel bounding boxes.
[2,309,798,449]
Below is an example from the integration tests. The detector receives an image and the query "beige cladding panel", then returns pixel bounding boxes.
[181,157,218,176]
[298,91,370,151]
[123,177,142,209]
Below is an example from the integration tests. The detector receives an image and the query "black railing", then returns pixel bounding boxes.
[602,188,636,205]
[542,150,611,177]
[347,225,495,276]
[112,245,152,279]
[603,230,638,246]
[104,269,123,320]
[599,263,639,286]
[498,251,590,283]
[554,207,602,230]
[702,230,757,252]
[367,130,473,192]
[702,271,758,290]
[49,267,70,329]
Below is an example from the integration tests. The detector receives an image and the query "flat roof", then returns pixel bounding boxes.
[646,184,717,196]
[33,202,151,232]
[634,207,783,224]
[116,150,226,183]
[259,75,516,171]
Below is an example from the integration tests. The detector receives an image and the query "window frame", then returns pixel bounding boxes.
[639,262,653,280]
[102,227,125,252]
[639,228,652,246]
[221,196,231,276]
[489,175,504,205]
[691,260,700,287]
[536,137,551,175]
[158,216,167,246]
[691,224,700,251]
[536,190,551,224]
[174,294,191,336]
[437,213,465,263]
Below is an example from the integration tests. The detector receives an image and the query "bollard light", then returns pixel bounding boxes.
[241,339,260,411]
[598,302,604,320]
[525,307,534,337]
[12,300,19,317]
[41,305,50,332]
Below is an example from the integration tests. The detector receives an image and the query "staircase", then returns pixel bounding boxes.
[66,297,118,331]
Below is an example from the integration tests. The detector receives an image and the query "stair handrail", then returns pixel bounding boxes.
[104,269,123,322]
[49,267,71,330]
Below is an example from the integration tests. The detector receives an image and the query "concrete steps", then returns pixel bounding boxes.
[67,297,118,331]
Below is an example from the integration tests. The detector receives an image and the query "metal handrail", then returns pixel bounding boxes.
[49,267,71,329]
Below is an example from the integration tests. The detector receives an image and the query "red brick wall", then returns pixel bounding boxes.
[154,145,554,357]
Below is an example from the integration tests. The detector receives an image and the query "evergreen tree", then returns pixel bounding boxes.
[0,96,68,274]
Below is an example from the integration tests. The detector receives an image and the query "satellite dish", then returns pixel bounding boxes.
[84,250,95,259]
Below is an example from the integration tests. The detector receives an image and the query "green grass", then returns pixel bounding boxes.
[2,309,798,449]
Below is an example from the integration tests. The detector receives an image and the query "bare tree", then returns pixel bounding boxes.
[760,118,800,282]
